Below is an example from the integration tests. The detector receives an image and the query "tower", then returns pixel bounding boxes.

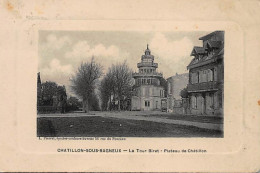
[131,45,166,111]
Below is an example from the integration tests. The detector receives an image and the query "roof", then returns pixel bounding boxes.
[37,72,41,84]
[199,31,224,41]
[187,31,224,70]
[206,41,222,49]
[190,46,206,56]
[187,45,224,70]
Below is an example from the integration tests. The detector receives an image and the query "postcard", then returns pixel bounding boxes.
[0,0,260,172]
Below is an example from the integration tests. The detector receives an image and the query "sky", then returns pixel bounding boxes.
[38,30,209,96]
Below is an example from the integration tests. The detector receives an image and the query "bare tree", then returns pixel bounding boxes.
[71,58,103,113]
[110,61,133,111]
[100,73,115,111]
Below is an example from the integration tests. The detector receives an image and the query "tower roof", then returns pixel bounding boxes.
[145,44,151,55]
[37,72,41,84]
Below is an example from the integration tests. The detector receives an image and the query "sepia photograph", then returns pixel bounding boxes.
[37,30,224,137]
[2,0,260,172]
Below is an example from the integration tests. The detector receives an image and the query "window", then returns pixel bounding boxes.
[191,72,199,84]
[195,96,198,109]
[219,92,222,108]
[199,71,204,83]
[200,70,207,83]
[214,67,217,81]
[145,101,150,107]
[208,69,213,82]
[192,95,198,109]
[212,68,215,81]
[160,90,164,97]
[209,93,214,109]
[214,92,218,108]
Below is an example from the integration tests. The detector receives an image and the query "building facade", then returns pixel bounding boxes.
[167,73,189,113]
[187,31,224,116]
[131,45,166,111]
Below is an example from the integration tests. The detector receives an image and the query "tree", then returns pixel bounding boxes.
[180,87,188,98]
[41,81,58,106]
[100,61,133,111]
[108,61,133,111]
[159,77,168,96]
[66,96,82,112]
[100,73,116,111]
[88,92,101,111]
[57,85,67,113]
[40,81,67,113]
[71,58,103,113]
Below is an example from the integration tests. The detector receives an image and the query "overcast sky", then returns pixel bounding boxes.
[38,30,209,96]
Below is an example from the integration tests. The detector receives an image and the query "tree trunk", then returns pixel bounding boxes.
[109,95,112,111]
[118,99,121,111]
[83,99,89,113]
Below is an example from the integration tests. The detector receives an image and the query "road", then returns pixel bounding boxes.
[38,111,223,131]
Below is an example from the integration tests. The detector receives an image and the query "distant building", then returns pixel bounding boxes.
[37,72,42,106]
[131,45,166,111]
[37,72,67,113]
[167,73,189,113]
[187,31,224,116]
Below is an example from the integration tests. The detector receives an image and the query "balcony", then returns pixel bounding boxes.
[187,81,220,92]
[132,72,163,78]
[137,62,158,68]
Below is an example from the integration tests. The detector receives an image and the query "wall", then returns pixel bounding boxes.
[131,96,140,110]
[131,85,165,111]
[167,73,188,112]
[189,91,223,116]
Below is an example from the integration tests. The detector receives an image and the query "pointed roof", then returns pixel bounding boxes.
[190,46,206,56]
[199,31,224,41]
[145,44,151,55]
[37,72,41,84]
[205,41,222,49]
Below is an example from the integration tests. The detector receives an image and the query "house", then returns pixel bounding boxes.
[187,31,224,116]
[131,45,166,111]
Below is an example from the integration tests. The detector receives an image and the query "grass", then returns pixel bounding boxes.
[37,116,223,137]
[140,114,223,124]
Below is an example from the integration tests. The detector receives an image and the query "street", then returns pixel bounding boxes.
[37,111,223,137]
